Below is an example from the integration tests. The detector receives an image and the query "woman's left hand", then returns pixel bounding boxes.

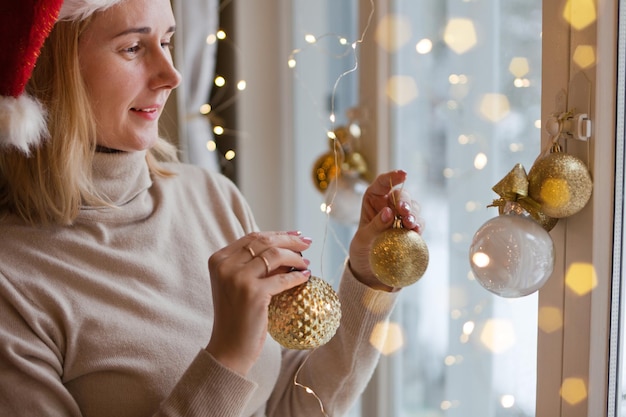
[348,170,424,291]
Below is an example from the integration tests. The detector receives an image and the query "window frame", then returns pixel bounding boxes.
[535,0,617,415]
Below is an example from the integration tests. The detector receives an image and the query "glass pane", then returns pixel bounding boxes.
[290,0,542,416]
[386,1,542,416]
[290,1,361,415]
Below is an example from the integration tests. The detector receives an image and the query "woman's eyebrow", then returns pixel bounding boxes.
[113,26,176,38]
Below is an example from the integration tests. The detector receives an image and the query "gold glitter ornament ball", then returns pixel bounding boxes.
[527,151,592,218]
[369,219,429,287]
[268,276,341,350]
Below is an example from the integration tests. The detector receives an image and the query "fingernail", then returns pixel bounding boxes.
[300,236,313,244]
[302,270,312,278]
[303,258,311,266]
[287,230,302,236]
[405,214,415,225]
[400,201,410,212]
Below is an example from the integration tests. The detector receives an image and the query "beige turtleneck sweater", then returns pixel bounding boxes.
[0,151,398,417]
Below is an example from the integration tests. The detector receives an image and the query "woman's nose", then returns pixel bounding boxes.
[151,52,182,91]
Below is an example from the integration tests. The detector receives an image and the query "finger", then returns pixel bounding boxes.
[359,170,409,224]
[257,254,271,275]
[360,206,396,240]
[245,245,256,259]
[407,199,425,232]
[243,231,312,262]
[265,269,312,296]
[366,170,408,198]
[390,189,412,213]
[249,247,311,277]
[393,196,424,233]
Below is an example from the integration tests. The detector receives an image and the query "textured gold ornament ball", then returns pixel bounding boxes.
[527,152,593,218]
[312,152,342,192]
[268,276,342,350]
[369,228,429,287]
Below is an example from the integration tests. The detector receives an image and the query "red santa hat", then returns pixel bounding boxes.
[0,0,123,155]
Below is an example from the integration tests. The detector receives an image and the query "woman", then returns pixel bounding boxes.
[0,0,424,416]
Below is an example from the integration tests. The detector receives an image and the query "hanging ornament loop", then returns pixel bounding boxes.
[545,110,591,145]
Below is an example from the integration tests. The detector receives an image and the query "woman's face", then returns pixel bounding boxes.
[78,0,181,152]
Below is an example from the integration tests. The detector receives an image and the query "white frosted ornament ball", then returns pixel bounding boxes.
[469,213,555,298]
[324,173,369,225]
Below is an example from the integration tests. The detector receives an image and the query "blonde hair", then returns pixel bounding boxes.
[0,17,179,226]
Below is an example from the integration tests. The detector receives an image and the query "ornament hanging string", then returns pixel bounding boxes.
[389,177,405,210]
[290,2,376,415]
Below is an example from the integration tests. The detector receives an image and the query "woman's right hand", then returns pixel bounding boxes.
[206,231,312,376]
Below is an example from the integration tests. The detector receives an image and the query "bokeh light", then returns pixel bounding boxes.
[369,321,405,355]
[443,18,478,54]
[376,14,413,52]
[479,93,511,122]
[416,38,433,54]
[480,319,516,354]
[501,394,516,408]
[560,377,588,405]
[474,152,488,170]
[563,0,597,31]
[565,262,598,296]
[573,45,596,68]
[509,57,530,78]
[538,306,563,334]
[386,75,419,106]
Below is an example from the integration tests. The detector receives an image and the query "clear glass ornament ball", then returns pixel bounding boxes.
[469,213,555,298]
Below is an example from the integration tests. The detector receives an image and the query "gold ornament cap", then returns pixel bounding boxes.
[268,276,341,350]
[369,217,429,288]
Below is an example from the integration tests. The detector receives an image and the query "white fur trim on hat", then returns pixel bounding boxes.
[0,95,49,155]
[59,0,125,21]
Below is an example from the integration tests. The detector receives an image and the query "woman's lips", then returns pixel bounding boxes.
[130,106,160,120]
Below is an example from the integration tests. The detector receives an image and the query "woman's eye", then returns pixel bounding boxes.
[161,41,173,50]
[123,45,141,54]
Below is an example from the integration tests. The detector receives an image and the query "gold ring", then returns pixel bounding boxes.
[246,246,256,257]
[259,255,271,275]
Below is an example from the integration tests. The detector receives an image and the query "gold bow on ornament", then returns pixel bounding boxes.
[488,163,559,232]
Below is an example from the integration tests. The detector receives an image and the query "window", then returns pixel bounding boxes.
[359,1,542,416]
[233,0,621,416]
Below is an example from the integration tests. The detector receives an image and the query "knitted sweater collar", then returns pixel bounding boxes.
[89,150,152,208]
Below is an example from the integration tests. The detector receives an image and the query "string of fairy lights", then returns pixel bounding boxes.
[196,2,375,414]
[199,5,544,186]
